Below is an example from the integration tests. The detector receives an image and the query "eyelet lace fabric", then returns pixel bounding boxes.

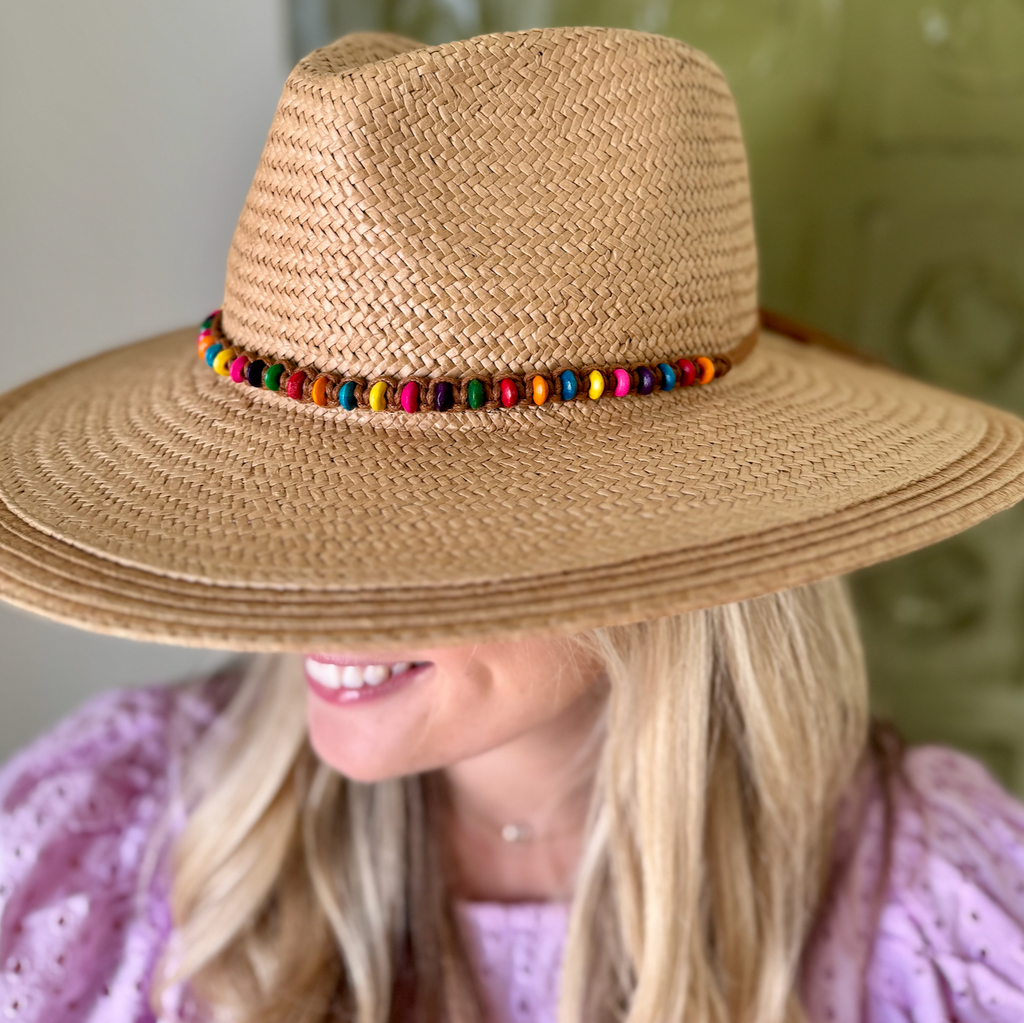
[2,681,1024,1022]
[456,901,569,1023]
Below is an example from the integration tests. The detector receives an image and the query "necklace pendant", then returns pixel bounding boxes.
[500,822,534,843]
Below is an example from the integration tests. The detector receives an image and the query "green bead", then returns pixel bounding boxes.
[263,363,286,391]
[467,378,486,409]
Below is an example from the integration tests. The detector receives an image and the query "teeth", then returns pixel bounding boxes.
[305,660,342,689]
[306,658,417,690]
[363,664,390,686]
[337,665,361,688]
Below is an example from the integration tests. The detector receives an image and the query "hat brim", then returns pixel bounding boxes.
[0,327,1022,651]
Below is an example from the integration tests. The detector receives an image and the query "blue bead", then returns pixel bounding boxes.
[204,343,224,367]
[657,362,676,391]
[559,370,578,400]
[339,381,357,411]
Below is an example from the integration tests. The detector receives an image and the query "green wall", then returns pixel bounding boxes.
[290,0,1024,791]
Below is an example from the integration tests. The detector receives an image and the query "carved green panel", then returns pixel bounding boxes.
[289,0,1024,793]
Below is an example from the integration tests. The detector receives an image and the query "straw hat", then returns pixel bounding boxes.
[0,26,1022,652]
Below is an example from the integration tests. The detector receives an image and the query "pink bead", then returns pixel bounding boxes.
[229,355,249,383]
[613,368,631,396]
[400,381,419,414]
[198,328,212,341]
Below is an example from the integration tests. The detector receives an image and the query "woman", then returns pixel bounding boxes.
[2,25,1024,1023]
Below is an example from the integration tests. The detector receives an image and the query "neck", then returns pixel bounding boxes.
[442,682,605,903]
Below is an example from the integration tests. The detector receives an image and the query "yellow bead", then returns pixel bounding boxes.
[532,376,549,405]
[212,348,235,376]
[368,380,389,411]
[588,370,605,400]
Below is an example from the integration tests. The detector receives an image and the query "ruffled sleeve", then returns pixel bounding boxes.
[803,746,1024,1022]
[0,682,227,1023]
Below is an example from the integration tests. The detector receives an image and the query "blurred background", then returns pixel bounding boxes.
[2,0,1024,790]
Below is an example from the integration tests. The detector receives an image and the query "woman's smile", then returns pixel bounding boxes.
[303,654,432,704]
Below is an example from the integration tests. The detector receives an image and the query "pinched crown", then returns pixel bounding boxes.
[220,27,758,380]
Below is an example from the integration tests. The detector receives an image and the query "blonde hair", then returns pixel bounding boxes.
[158,577,869,1023]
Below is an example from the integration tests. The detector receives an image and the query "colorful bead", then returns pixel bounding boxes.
[588,370,605,400]
[212,348,235,376]
[197,336,217,360]
[229,355,249,383]
[400,381,419,414]
[204,342,224,367]
[637,366,656,395]
[532,376,549,406]
[467,378,486,409]
[695,356,715,384]
[311,375,332,407]
[677,359,697,387]
[657,363,676,391]
[368,381,389,411]
[286,371,306,400]
[201,310,220,330]
[263,364,285,391]
[435,381,454,412]
[612,368,631,397]
[246,359,266,387]
[559,370,578,401]
[499,378,519,408]
[339,381,357,410]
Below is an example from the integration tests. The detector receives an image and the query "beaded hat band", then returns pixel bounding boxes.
[196,310,760,413]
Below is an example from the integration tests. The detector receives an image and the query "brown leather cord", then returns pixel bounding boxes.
[760,308,889,368]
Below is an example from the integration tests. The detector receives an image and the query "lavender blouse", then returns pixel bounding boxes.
[3,682,1024,1022]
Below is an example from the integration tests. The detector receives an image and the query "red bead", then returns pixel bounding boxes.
[286,371,306,400]
[500,378,519,408]
[677,359,697,387]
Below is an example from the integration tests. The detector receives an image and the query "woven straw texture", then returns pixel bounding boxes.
[0,26,1022,651]
[221,28,758,379]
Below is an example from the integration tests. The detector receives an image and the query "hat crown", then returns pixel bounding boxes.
[220,27,758,379]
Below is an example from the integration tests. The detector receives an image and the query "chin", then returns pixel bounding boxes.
[306,711,426,782]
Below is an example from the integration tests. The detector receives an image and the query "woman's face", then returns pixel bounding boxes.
[304,639,605,781]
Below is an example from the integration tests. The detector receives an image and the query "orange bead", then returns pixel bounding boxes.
[311,375,332,407]
[532,376,549,405]
[695,356,715,384]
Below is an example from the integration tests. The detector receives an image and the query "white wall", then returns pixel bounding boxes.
[0,1,291,760]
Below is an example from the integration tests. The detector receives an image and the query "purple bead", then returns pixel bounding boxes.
[637,366,656,395]
[246,359,267,387]
[434,381,454,412]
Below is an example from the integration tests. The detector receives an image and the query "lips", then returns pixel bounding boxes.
[303,655,429,704]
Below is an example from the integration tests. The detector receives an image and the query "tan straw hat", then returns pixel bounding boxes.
[1,26,1023,651]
